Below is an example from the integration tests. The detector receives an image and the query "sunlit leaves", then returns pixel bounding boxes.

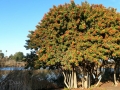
[25,1,120,70]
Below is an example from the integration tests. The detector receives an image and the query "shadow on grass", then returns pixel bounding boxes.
[98,67,120,87]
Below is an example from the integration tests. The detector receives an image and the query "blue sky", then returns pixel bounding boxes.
[0,0,120,56]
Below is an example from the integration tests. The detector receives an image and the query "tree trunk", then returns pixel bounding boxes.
[81,71,91,89]
[114,64,118,86]
[84,72,88,88]
[88,72,91,88]
[73,71,77,88]
[95,75,102,87]
[84,75,87,88]
[82,74,84,88]
[95,67,103,87]
[69,71,72,88]
[118,65,120,80]
[62,69,77,89]
[71,70,73,88]
[62,71,69,88]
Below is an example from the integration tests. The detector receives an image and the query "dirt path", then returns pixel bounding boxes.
[56,82,120,90]
[71,82,120,90]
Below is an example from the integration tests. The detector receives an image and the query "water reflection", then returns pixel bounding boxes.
[0,67,24,70]
[0,67,25,82]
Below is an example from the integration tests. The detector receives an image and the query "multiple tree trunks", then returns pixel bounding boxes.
[62,68,77,89]
[62,63,120,89]
[82,72,90,88]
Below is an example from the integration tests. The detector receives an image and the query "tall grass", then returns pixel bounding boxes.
[0,59,26,67]
[0,69,64,90]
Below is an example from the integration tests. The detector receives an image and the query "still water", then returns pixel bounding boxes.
[0,67,24,70]
[0,67,25,82]
[0,67,59,83]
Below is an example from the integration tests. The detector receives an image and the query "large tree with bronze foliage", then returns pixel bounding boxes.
[25,1,120,88]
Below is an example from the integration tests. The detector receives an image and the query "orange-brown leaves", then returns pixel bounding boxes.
[25,1,120,69]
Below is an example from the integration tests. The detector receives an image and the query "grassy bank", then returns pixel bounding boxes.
[0,59,26,67]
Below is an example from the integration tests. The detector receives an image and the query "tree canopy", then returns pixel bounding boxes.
[25,1,120,70]
[0,53,4,59]
[13,52,24,61]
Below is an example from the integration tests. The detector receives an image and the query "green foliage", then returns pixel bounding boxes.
[23,51,38,69]
[64,87,70,90]
[9,54,14,60]
[13,52,24,61]
[25,1,120,70]
[0,53,4,59]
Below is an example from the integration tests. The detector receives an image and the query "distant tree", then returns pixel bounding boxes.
[13,52,24,61]
[23,51,38,69]
[0,53,4,59]
[9,54,14,60]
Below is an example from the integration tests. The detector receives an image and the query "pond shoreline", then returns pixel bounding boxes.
[0,60,26,67]
[0,67,25,70]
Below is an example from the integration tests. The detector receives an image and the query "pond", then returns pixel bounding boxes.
[0,67,25,82]
[0,67,24,70]
[0,67,60,83]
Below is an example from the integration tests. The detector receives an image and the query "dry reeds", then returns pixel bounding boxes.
[0,70,61,90]
[0,60,26,67]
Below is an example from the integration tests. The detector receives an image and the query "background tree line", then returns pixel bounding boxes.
[0,51,24,61]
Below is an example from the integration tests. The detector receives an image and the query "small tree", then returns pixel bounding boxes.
[23,51,38,69]
[0,53,4,59]
[9,54,14,60]
[13,52,24,61]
